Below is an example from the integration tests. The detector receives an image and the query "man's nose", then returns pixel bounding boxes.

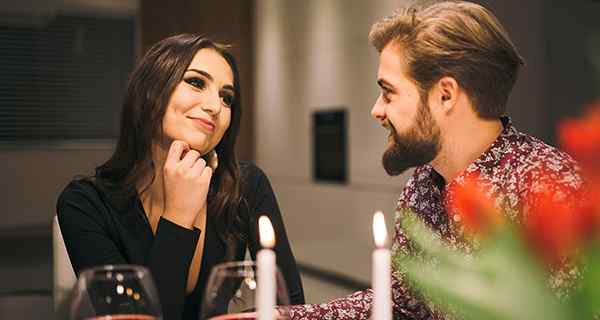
[371,97,386,121]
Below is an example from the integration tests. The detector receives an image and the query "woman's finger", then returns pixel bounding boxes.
[180,149,201,168]
[165,140,189,167]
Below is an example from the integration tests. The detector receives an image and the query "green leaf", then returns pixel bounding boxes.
[568,242,600,319]
[397,213,574,320]
[399,211,475,270]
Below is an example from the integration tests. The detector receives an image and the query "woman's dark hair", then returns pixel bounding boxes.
[95,34,244,242]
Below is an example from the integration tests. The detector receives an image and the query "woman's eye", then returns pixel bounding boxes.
[184,77,206,89]
[220,93,234,107]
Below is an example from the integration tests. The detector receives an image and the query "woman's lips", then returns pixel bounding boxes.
[188,116,215,133]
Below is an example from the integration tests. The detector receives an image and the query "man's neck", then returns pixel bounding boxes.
[430,117,503,184]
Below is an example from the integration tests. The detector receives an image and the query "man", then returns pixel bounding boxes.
[284,1,583,319]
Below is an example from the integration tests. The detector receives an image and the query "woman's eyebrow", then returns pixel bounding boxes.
[186,68,235,91]
[186,68,213,80]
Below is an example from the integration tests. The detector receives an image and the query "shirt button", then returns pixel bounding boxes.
[453,214,461,222]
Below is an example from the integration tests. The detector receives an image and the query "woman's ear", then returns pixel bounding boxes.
[207,150,218,170]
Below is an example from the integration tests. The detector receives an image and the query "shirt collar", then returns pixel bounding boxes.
[440,116,518,188]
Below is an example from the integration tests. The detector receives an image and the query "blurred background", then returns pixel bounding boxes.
[1,0,599,316]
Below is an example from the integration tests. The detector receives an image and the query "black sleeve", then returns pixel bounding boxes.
[148,218,200,320]
[56,181,199,320]
[243,164,306,305]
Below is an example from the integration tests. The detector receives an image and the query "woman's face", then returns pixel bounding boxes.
[161,48,235,155]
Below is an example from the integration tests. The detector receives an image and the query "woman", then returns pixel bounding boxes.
[56,34,304,320]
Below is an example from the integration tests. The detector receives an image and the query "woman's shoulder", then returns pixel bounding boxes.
[60,176,134,207]
[239,160,265,175]
[239,161,270,184]
[56,178,107,227]
[58,178,102,204]
[238,161,279,204]
[238,161,275,198]
[56,177,119,222]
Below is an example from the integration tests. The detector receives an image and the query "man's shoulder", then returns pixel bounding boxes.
[507,131,582,192]
[514,132,578,172]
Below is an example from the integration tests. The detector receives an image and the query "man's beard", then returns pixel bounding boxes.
[382,100,441,176]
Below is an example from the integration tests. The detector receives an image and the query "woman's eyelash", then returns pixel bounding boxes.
[220,93,234,107]
[185,76,234,106]
[184,77,206,89]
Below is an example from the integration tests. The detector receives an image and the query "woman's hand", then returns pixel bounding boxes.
[162,140,213,229]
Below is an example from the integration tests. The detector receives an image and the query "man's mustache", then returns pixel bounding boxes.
[381,120,397,136]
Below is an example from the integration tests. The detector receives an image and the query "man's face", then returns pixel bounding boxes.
[371,43,441,176]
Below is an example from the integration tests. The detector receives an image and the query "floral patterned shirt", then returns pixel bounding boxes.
[285,117,583,320]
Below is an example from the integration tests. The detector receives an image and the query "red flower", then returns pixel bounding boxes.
[558,100,600,177]
[447,173,503,237]
[523,181,593,267]
[557,99,600,253]
[584,183,600,239]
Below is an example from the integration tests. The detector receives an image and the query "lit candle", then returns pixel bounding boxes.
[372,211,392,320]
[257,215,276,320]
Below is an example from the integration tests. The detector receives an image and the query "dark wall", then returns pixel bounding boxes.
[140,0,255,161]
[476,0,600,144]
[477,0,546,139]
[545,0,600,142]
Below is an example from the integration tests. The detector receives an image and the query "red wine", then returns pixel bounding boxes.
[208,313,257,320]
[85,315,158,320]
[208,313,287,320]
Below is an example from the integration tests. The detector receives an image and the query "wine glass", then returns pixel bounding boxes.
[200,261,290,320]
[70,265,162,320]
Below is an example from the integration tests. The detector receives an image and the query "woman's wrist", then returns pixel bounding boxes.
[161,212,194,230]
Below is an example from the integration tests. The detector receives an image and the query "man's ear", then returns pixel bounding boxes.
[437,76,459,113]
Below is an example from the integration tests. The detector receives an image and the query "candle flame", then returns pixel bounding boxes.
[373,211,387,247]
[259,215,275,248]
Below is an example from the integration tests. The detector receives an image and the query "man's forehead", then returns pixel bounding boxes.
[380,42,407,67]
[377,44,407,86]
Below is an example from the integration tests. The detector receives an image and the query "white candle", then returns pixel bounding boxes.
[372,211,392,320]
[257,215,276,320]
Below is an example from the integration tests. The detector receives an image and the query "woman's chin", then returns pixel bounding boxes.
[161,132,215,155]
[177,137,211,155]
[188,145,210,155]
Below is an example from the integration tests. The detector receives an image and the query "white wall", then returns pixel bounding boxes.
[254,0,546,282]
[254,0,412,282]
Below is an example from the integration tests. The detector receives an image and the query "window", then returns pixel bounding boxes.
[0,14,134,141]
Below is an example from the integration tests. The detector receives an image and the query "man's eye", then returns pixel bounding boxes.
[221,93,234,107]
[184,77,206,89]
[381,91,391,103]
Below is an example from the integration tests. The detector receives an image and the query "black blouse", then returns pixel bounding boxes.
[57,162,305,320]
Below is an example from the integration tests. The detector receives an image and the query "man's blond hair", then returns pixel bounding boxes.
[369,1,524,118]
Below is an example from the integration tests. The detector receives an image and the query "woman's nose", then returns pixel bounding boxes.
[202,90,222,115]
